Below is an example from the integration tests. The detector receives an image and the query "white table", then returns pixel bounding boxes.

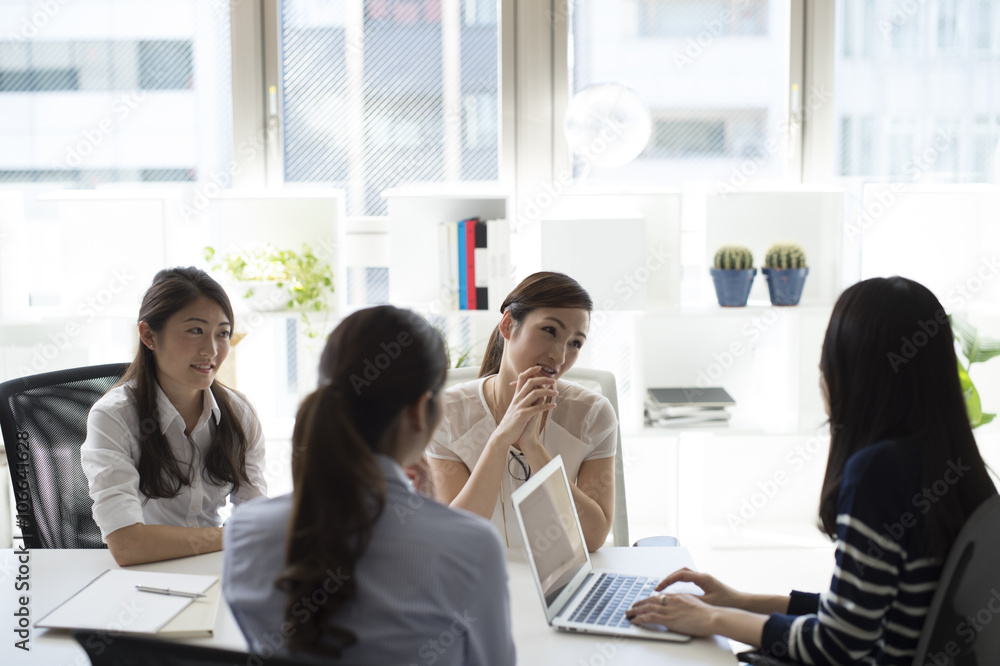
[0,547,737,665]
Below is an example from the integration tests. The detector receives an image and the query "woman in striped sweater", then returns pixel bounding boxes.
[627,276,997,665]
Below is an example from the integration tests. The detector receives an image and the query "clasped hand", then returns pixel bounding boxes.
[494,366,558,455]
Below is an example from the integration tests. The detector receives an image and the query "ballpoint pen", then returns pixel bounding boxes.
[135,585,206,599]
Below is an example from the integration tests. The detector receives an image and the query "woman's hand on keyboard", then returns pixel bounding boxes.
[655,567,744,609]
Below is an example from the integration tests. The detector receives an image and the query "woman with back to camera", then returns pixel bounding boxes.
[626,276,997,665]
[82,267,266,566]
[223,305,514,665]
[428,271,617,551]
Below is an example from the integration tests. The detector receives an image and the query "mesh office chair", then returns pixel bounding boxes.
[73,631,335,666]
[445,366,630,546]
[0,363,129,548]
[911,492,1000,665]
[738,493,1000,666]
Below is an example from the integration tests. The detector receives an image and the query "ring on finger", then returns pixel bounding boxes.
[658,595,666,606]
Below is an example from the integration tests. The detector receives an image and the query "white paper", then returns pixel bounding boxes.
[36,570,218,634]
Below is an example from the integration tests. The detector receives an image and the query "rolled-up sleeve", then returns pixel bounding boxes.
[232,400,267,504]
[80,407,145,540]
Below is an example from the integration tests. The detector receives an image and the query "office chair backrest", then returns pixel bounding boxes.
[445,366,630,546]
[73,630,334,666]
[911,493,1000,666]
[0,363,129,549]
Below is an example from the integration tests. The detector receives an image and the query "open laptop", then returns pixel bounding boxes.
[511,456,691,642]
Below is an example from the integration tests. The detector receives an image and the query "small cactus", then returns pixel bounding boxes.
[713,245,754,270]
[764,243,807,270]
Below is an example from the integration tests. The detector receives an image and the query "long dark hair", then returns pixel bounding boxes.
[278,305,447,656]
[818,276,995,558]
[479,271,593,377]
[119,267,252,500]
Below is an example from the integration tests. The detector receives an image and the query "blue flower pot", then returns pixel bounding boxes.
[710,268,756,307]
[763,267,809,306]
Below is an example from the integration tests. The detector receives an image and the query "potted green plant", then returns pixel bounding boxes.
[762,243,809,306]
[710,245,756,307]
[204,243,334,337]
[951,315,999,428]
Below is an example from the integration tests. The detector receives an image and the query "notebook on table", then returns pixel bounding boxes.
[511,455,691,642]
[35,569,220,638]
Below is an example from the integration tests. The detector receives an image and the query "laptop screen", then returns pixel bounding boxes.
[518,465,589,606]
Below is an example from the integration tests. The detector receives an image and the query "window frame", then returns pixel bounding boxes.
[236,1,837,210]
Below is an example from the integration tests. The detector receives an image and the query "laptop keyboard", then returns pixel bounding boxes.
[568,574,656,628]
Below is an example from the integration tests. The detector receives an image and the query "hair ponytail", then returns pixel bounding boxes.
[279,386,384,655]
[479,326,505,378]
[278,306,447,656]
[479,271,593,378]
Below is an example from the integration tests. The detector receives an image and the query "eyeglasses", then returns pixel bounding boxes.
[508,451,531,482]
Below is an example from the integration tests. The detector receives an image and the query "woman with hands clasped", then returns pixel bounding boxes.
[626,277,997,666]
[428,272,617,551]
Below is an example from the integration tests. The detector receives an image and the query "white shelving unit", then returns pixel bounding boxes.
[385,186,510,313]
[705,187,844,307]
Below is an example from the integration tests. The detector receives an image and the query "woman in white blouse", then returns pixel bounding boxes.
[82,267,266,566]
[428,272,617,551]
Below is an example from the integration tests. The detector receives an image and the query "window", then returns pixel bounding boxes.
[886,118,917,175]
[839,115,875,176]
[138,41,194,90]
[842,0,876,58]
[636,1,768,38]
[650,119,727,158]
[570,0,789,186]
[934,0,961,52]
[974,0,1000,53]
[347,266,390,305]
[931,118,961,177]
[0,40,193,93]
[833,1,1000,183]
[462,0,496,26]
[887,0,921,54]
[0,3,232,187]
[972,115,1000,180]
[279,0,500,215]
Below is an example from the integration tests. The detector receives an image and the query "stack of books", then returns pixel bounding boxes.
[644,387,735,428]
[438,217,510,311]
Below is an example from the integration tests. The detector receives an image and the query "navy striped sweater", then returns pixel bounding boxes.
[762,440,951,665]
